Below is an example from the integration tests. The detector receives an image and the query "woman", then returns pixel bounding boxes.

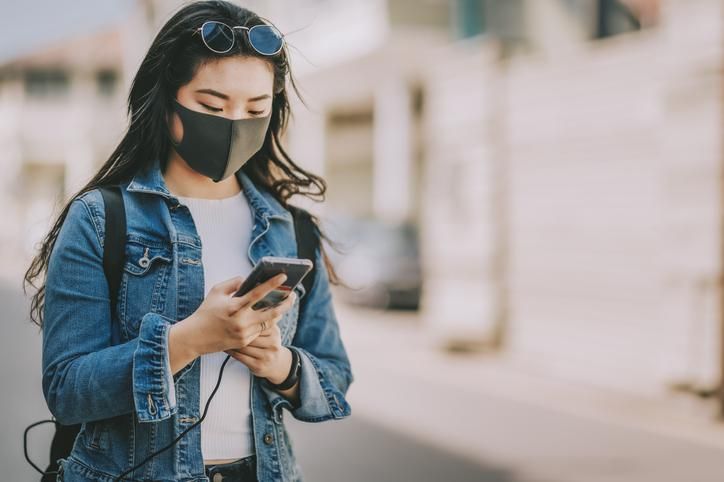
[23,1,354,481]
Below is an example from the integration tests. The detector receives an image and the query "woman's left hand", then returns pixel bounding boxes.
[224,294,296,384]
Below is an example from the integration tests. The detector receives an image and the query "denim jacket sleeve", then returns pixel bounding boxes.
[41,193,177,425]
[260,238,355,422]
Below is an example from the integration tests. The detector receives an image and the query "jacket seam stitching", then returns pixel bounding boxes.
[78,195,104,250]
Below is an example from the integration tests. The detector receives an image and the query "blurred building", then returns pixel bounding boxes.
[1,0,722,405]
[267,0,724,400]
[487,0,723,397]
[0,24,131,266]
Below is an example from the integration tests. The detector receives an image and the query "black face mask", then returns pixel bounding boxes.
[170,99,272,182]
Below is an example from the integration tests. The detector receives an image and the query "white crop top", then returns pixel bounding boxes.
[176,190,256,462]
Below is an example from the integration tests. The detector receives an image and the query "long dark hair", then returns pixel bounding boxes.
[24,0,343,328]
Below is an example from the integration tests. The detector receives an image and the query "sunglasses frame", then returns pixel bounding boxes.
[194,20,285,56]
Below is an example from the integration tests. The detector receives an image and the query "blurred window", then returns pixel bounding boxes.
[21,161,66,200]
[596,0,640,38]
[388,0,451,30]
[456,0,484,38]
[24,69,69,98]
[326,108,374,217]
[592,0,659,38]
[454,0,527,55]
[96,69,118,97]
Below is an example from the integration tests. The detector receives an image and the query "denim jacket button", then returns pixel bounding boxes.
[263,433,273,445]
[138,247,150,268]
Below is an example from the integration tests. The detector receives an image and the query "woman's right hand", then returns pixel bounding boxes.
[172,273,294,358]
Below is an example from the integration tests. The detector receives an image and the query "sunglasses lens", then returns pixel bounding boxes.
[202,21,234,53]
[248,25,284,55]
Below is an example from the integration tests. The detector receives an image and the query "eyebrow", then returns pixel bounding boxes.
[195,88,271,102]
[195,88,228,100]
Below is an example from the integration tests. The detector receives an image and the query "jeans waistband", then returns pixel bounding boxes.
[204,454,257,481]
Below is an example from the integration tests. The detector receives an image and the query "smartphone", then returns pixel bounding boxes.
[233,256,313,310]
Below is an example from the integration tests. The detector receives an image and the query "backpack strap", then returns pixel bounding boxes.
[42,186,126,479]
[289,205,320,303]
[42,422,80,482]
[98,185,126,345]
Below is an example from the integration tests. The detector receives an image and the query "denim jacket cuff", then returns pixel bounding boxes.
[132,312,178,422]
[261,346,351,422]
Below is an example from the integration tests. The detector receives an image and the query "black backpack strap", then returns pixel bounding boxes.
[98,185,126,345]
[42,186,127,482]
[41,422,80,482]
[289,205,320,303]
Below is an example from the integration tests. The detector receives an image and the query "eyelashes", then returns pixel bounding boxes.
[199,102,265,116]
[200,102,222,113]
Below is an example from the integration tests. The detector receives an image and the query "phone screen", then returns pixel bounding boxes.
[257,284,293,310]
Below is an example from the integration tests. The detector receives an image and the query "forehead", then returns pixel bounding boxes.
[189,56,274,98]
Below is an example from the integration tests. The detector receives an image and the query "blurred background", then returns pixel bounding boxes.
[2,0,724,480]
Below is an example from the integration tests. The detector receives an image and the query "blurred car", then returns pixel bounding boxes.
[322,215,422,310]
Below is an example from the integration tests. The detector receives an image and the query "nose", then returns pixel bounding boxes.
[226,107,251,121]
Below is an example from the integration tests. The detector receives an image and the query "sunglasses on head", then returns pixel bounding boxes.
[194,20,285,55]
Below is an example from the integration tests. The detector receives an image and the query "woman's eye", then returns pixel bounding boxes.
[249,110,265,116]
[200,103,222,113]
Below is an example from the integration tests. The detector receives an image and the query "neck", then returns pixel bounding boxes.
[163,151,242,200]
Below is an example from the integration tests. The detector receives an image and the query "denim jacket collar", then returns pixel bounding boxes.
[126,157,292,223]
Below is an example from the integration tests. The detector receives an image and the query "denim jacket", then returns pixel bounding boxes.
[41,157,354,481]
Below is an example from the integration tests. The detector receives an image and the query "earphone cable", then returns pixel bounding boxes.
[114,354,231,481]
[25,354,232,481]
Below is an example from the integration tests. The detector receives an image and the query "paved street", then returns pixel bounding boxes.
[334,302,724,482]
[4,277,724,481]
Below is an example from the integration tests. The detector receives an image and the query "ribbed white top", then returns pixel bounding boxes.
[176,190,256,462]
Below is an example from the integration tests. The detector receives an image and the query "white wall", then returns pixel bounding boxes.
[501,0,723,394]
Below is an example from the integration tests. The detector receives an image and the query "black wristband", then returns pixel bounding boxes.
[265,346,301,391]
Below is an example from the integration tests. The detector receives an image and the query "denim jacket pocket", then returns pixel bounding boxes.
[119,237,172,338]
[82,420,109,452]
